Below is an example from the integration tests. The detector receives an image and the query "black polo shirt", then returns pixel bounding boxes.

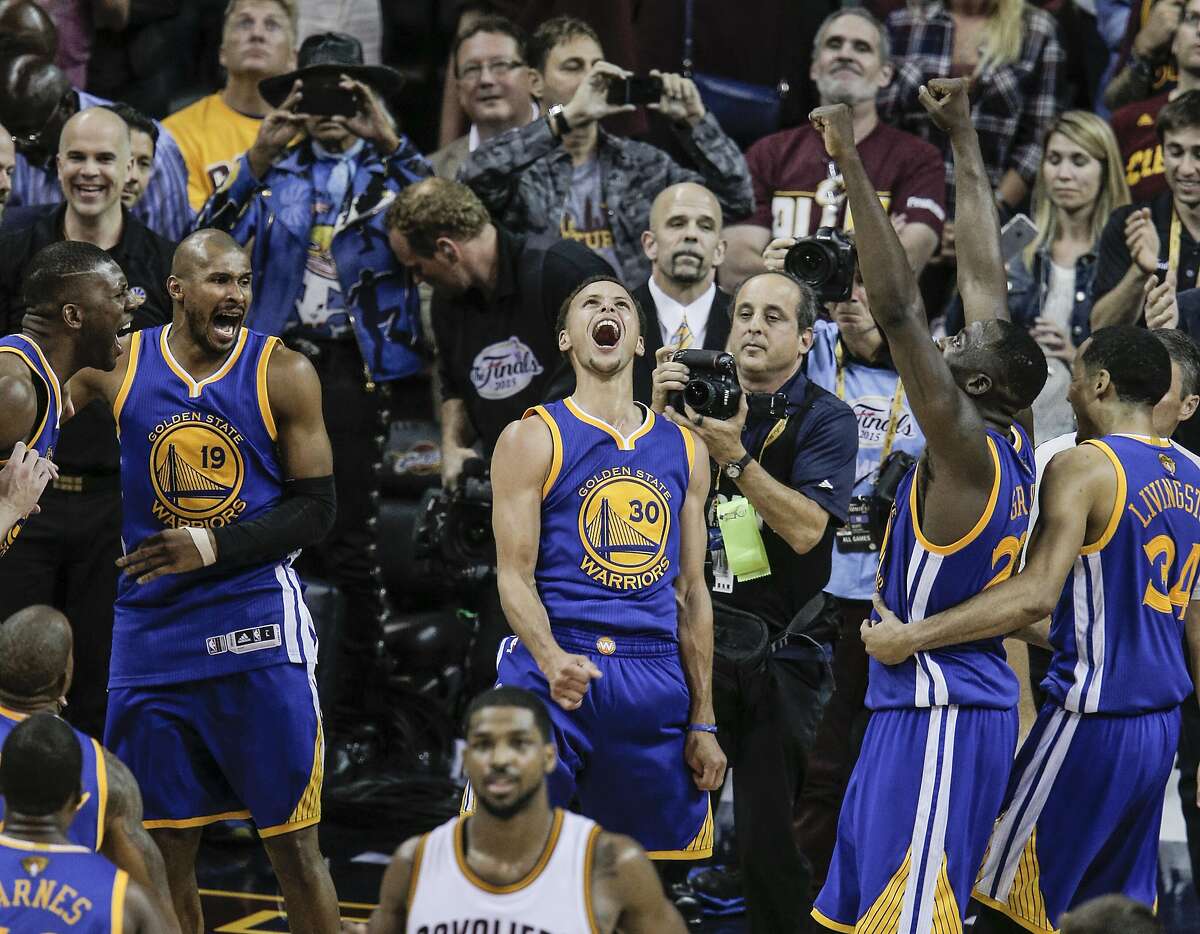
[1093,191,1200,318]
[432,228,612,452]
[0,205,175,473]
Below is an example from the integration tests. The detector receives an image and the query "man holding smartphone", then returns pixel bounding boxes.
[459,15,752,285]
[197,31,432,732]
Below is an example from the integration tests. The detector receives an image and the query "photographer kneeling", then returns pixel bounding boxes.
[651,270,857,933]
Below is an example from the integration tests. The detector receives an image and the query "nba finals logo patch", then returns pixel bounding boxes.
[470,337,544,400]
[148,413,248,528]
[1161,452,1177,475]
[577,467,672,590]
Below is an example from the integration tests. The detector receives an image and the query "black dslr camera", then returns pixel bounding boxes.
[413,458,495,587]
[669,350,788,421]
[785,227,857,302]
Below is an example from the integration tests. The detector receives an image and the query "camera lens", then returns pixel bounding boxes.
[785,242,834,284]
[684,379,714,413]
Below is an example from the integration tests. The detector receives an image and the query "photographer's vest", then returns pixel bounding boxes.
[707,379,836,638]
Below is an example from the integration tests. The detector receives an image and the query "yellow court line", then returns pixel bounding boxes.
[198,888,378,910]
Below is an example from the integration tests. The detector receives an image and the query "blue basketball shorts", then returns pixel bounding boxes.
[463,627,712,859]
[105,662,324,838]
[973,702,1179,933]
[813,704,1017,933]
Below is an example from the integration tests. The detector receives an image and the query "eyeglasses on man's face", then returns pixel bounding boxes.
[457,59,526,84]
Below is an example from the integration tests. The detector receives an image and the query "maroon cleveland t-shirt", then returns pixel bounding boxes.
[742,121,946,238]
[1111,91,1169,204]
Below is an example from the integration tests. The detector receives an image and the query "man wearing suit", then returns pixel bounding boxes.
[633,182,731,406]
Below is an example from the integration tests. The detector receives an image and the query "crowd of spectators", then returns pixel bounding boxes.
[3,0,1200,931]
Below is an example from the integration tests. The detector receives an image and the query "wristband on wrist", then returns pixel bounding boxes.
[184,526,217,567]
[687,723,719,734]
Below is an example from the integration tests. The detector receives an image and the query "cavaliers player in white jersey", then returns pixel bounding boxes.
[356,687,685,933]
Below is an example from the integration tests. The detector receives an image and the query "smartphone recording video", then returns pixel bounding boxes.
[606,75,664,107]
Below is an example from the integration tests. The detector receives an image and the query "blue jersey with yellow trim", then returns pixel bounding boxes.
[111,324,317,687]
[868,424,1036,710]
[528,398,693,639]
[0,833,125,932]
[1043,435,1200,714]
[0,335,62,557]
[0,708,105,852]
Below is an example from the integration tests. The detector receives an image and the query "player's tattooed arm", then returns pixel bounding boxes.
[365,834,421,933]
[492,416,601,710]
[591,832,687,933]
[100,750,182,934]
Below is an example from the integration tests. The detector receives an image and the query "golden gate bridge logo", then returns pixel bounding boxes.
[578,475,670,575]
[149,422,244,522]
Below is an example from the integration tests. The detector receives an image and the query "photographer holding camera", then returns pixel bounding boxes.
[650,270,857,932]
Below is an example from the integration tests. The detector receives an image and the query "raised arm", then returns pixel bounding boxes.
[808,102,992,491]
[491,415,601,711]
[672,431,725,792]
[100,750,181,934]
[862,444,1111,664]
[921,78,1009,326]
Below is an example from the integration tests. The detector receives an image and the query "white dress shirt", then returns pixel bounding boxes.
[648,277,716,350]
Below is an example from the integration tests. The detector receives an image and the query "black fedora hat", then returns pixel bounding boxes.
[259,32,404,108]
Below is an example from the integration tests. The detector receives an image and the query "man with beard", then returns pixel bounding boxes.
[358,687,685,933]
[722,7,945,286]
[66,229,341,934]
[631,183,729,406]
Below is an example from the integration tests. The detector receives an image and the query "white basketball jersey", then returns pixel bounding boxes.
[407,808,599,934]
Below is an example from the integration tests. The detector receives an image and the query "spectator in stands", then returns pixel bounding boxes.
[0,0,57,62]
[1104,0,1182,113]
[198,32,431,724]
[458,15,752,284]
[429,16,539,180]
[0,54,191,241]
[879,0,1064,218]
[1111,0,1200,203]
[163,0,298,213]
[723,7,945,286]
[34,0,130,88]
[948,111,1130,439]
[631,182,730,406]
[297,0,382,65]
[0,107,173,738]
[0,128,13,224]
[100,102,156,210]
[1093,91,1200,329]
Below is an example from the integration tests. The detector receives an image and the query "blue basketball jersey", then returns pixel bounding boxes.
[111,325,317,687]
[0,834,126,932]
[0,335,62,557]
[0,708,104,852]
[1043,435,1200,714]
[527,398,694,639]
[868,425,1036,709]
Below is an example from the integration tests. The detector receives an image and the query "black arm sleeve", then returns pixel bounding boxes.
[211,474,336,569]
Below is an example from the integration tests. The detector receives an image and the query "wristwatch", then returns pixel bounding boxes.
[724,451,754,479]
[547,103,571,137]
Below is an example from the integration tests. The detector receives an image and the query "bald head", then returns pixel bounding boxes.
[171,229,246,280]
[58,107,130,158]
[643,182,725,288]
[0,605,71,700]
[0,54,69,137]
[0,1,57,61]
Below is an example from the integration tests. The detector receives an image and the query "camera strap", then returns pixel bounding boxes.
[834,340,907,463]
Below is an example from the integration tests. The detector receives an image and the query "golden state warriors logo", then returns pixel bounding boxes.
[577,467,672,590]
[148,413,248,528]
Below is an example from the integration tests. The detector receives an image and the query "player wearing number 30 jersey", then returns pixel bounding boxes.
[865,327,1200,932]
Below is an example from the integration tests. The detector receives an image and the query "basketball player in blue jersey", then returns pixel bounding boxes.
[807,78,1050,934]
[67,229,341,934]
[0,240,137,555]
[482,274,726,861]
[865,328,1200,932]
[0,714,163,932]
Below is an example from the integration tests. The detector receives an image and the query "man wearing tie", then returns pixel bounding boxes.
[633,183,731,405]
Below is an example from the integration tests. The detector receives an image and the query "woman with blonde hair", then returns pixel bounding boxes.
[1014,110,1130,438]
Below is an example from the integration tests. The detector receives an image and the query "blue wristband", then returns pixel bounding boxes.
[688,723,719,734]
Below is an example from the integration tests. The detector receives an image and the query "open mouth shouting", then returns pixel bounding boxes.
[590,315,623,350]
[211,307,245,344]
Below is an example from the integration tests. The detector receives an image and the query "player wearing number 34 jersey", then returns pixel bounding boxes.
[865,327,1200,932]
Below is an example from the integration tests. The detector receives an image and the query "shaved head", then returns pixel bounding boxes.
[0,1,57,61]
[649,182,722,230]
[58,107,130,159]
[171,228,246,280]
[0,605,71,699]
[21,239,119,321]
[0,54,70,136]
